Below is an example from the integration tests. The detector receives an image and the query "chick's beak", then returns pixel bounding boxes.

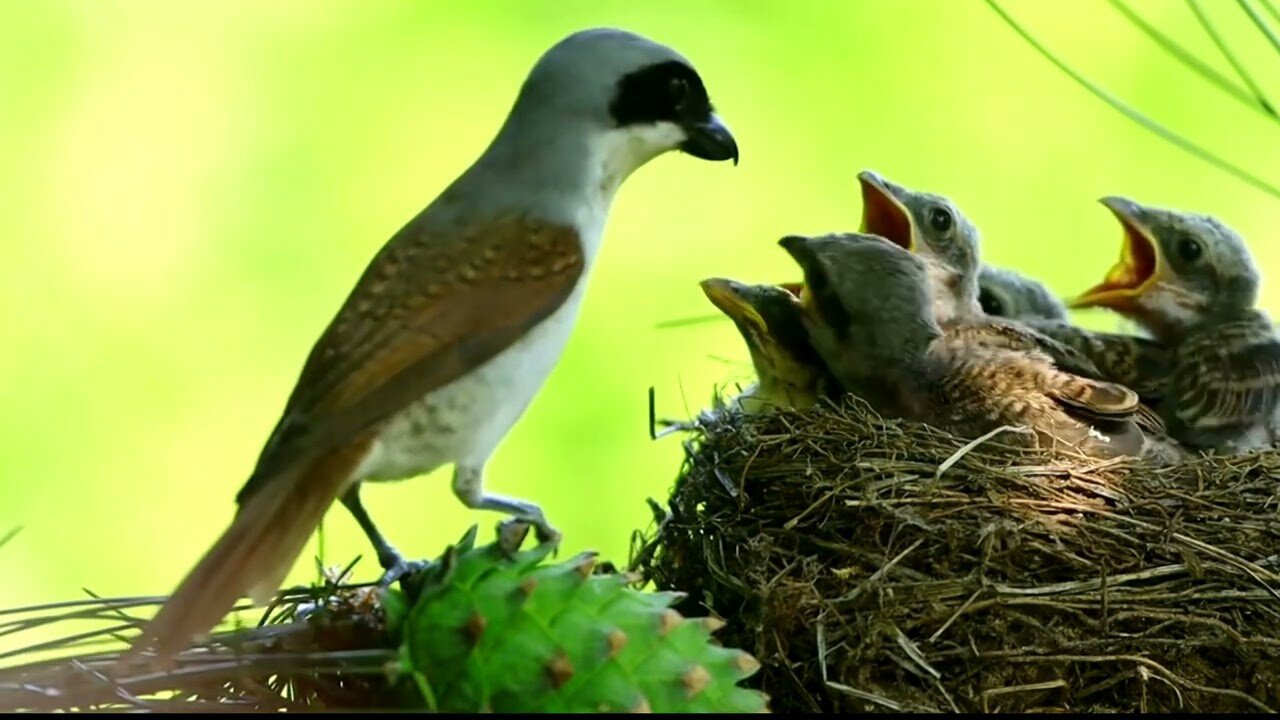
[680,113,738,165]
[699,278,767,340]
[857,171,915,252]
[1069,197,1162,310]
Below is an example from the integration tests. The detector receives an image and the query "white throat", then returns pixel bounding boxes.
[573,121,686,266]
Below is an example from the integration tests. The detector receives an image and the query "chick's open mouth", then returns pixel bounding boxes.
[1071,211,1160,308]
[858,176,913,252]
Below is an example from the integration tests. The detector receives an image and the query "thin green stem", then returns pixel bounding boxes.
[986,0,1280,202]
[0,526,21,553]
[1265,0,1280,26]
[1188,0,1276,114]
[653,313,727,330]
[1110,0,1277,119]
[1238,0,1280,56]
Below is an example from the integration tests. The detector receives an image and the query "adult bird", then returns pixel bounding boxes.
[1069,196,1280,454]
[125,27,739,666]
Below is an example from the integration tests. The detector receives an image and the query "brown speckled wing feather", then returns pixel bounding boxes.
[929,334,1145,459]
[1043,372,1139,422]
[1023,318,1172,402]
[239,215,585,502]
[943,317,1105,380]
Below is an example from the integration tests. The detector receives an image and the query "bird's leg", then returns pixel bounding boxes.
[338,485,427,586]
[452,464,561,545]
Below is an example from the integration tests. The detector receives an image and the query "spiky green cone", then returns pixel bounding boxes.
[386,524,768,713]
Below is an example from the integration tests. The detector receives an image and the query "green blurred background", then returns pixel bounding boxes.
[2,0,1278,624]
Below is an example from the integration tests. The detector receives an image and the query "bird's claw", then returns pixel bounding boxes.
[495,516,562,555]
[377,557,431,590]
[496,518,532,555]
[534,520,562,547]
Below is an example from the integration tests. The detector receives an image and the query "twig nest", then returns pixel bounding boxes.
[632,396,1280,713]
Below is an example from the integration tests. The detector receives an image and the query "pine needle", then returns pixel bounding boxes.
[986,0,1280,201]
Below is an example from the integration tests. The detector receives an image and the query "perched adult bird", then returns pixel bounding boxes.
[855,170,1105,381]
[1069,196,1280,454]
[698,278,828,414]
[977,264,1069,322]
[777,232,1182,462]
[126,28,739,665]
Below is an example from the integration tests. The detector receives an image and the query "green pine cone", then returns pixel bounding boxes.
[385,524,768,713]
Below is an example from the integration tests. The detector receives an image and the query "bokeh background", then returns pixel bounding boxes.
[3,0,1278,628]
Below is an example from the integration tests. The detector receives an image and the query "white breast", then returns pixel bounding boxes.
[351,124,660,484]
[355,217,606,484]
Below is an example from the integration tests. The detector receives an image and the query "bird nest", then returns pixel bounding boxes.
[631,395,1280,713]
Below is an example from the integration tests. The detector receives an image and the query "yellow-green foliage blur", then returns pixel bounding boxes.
[2,0,1277,626]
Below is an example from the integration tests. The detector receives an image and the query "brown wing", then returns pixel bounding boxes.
[238,213,585,503]
[1166,318,1280,448]
[943,317,1103,379]
[930,335,1146,459]
[1023,318,1172,402]
[1044,373,1139,422]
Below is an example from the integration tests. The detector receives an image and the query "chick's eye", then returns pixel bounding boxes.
[1176,235,1203,263]
[978,289,1004,316]
[928,207,953,233]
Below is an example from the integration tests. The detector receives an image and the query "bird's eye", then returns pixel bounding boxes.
[928,206,953,234]
[978,288,1004,316]
[1176,235,1203,263]
[669,76,690,110]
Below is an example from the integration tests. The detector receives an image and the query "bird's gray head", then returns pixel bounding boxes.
[1070,196,1259,339]
[496,28,737,194]
[977,264,1069,321]
[856,170,983,322]
[777,232,942,364]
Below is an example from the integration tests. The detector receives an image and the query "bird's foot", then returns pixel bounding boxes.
[449,467,561,553]
[377,555,431,590]
[533,518,562,547]
[495,516,561,552]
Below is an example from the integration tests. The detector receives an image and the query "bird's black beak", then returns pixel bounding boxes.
[681,113,738,165]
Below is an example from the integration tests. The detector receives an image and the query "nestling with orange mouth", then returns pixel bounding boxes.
[1067,196,1280,454]
[854,170,1115,384]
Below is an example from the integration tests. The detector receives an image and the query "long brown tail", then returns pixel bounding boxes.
[117,435,374,670]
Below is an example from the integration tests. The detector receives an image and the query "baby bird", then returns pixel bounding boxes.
[778,231,1182,463]
[977,264,1069,321]
[856,170,1105,381]
[698,278,829,414]
[857,169,983,322]
[1070,196,1280,454]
